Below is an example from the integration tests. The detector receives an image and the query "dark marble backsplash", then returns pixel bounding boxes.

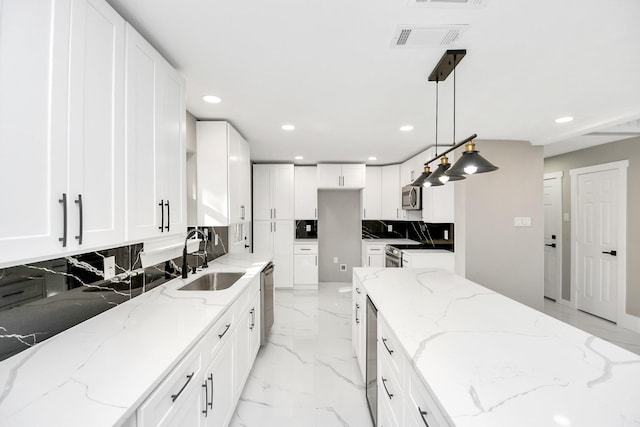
[296,220,318,239]
[0,226,228,362]
[362,220,454,250]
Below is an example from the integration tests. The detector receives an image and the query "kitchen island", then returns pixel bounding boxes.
[353,267,640,426]
[0,253,272,427]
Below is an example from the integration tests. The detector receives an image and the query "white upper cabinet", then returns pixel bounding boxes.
[294,166,318,219]
[0,0,129,268]
[317,164,366,189]
[125,23,186,241]
[363,167,382,219]
[0,0,71,266]
[421,148,455,223]
[381,165,402,220]
[253,164,294,220]
[196,121,251,226]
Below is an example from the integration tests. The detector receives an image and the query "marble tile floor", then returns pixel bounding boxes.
[230,282,373,427]
[543,298,640,356]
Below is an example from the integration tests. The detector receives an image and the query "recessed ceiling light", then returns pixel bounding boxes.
[202,95,222,104]
[368,156,377,161]
[400,125,414,132]
[295,156,304,160]
[282,124,295,131]
[555,116,573,124]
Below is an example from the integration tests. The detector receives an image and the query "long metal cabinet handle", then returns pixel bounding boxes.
[249,308,255,330]
[382,337,394,355]
[75,194,83,245]
[418,407,430,426]
[274,222,276,232]
[218,323,231,339]
[207,374,213,409]
[241,205,245,220]
[202,381,209,416]
[314,208,317,218]
[368,256,371,266]
[382,377,394,399]
[273,208,276,218]
[355,303,360,324]
[363,208,366,219]
[315,255,317,266]
[59,193,67,247]
[158,200,164,231]
[171,372,194,402]
[165,200,170,231]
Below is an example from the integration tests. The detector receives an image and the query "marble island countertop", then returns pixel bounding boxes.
[354,267,640,426]
[0,253,272,427]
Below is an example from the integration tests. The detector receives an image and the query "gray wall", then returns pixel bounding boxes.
[186,112,197,226]
[318,190,361,282]
[455,140,545,309]
[544,136,640,317]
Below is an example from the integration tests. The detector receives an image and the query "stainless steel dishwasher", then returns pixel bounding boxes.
[260,262,275,345]
[366,295,378,426]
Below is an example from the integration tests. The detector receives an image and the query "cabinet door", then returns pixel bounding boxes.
[341,164,366,189]
[228,125,243,224]
[239,137,252,221]
[363,167,382,219]
[249,293,261,361]
[273,220,294,288]
[271,164,294,220]
[234,308,251,401]
[294,254,318,285]
[157,62,186,236]
[0,0,70,266]
[381,165,401,220]
[317,164,342,188]
[205,341,235,427]
[68,0,125,249]
[252,221,274,255]
[252,165,271,220]
[294,166,318,219]
[125,24,162,241]
[164,385,203,427]
[367,254,385,268]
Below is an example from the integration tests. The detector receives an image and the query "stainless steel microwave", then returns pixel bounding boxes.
[401,185,422,210]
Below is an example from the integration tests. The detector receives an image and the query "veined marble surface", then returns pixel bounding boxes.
[354,267,640,427]
[0,253,272,427]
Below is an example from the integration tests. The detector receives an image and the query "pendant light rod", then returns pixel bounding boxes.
[423,134,477,167]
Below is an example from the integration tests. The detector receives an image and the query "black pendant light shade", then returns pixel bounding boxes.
[446,140,498,177]
[424,157,449,187]
[411,164,432,186]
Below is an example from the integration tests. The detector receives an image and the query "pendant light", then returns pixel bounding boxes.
[446,139,498,176]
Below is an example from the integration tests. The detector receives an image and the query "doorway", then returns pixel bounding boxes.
[570,161,628,323]
[543,172,563,302]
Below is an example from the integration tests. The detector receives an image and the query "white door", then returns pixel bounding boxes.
[68,0,125,249]
[294,254,318,285]
[341,164,366,189]
[317,164,342,188]
[575,169,620,322]
[228,125,242,224]
[363,167,382,219]
[294,166,318,219]
[273,220,294,288]
[271,164,294,220]
[252,221,273,255]
[381,165,401,220]
[543,173,563,301]
[0,0,70,266]
[252,165,271,220]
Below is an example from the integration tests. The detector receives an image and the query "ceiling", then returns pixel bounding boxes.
[106,0,640,164]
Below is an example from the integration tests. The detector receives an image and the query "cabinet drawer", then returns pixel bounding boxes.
[366,244,385,255]
[378,315,404,377]
[293,244,318,254]
[137,346,202,427]
[379,346,404,425]
[201,306,236,364]
[407,369,449,427]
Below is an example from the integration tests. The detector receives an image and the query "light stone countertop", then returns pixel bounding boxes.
[0,253,272,427]
[401,248,453,254]
[354,267,640,426]
[361,238,420,245]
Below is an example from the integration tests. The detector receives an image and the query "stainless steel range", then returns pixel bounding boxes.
[385,245,402,267]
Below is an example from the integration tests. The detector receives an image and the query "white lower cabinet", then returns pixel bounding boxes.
[352,279,367,382]
[138,278,262,427]
[293,243,318,285]
[254,220,293,288]
[362,241,386,267]
[401,251,454,272]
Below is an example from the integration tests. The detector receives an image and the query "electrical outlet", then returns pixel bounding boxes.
[103,256,115,279]
[563,213,570,222]
[214,233,219,246]
[444,230,449,240]
[387,225,393,232]
[340,264,347,271]
[306,224,311,232]
[333,257,338,264]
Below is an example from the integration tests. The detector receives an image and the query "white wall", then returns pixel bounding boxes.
[455,140,544,309]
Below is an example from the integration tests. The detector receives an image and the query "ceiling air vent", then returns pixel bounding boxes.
[391,25,467,48]
[408,0,488,8]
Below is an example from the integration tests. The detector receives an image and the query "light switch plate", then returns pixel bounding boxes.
[333,257,338,264]
[563,213,570,222]
[103,256,115,279]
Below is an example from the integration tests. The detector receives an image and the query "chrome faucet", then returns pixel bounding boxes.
[182,229,209,279]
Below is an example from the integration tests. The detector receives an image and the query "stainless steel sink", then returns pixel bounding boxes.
[178,272,245,291]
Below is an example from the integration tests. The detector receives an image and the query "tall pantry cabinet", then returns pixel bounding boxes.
[253,165,294,288]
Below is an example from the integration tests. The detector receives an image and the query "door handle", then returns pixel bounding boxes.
[602,250,617,256]
[545,243,556,248]
[165,200,170,232]
[59,193,67,247]
[158,200,165,232]
[74,194,83,245]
